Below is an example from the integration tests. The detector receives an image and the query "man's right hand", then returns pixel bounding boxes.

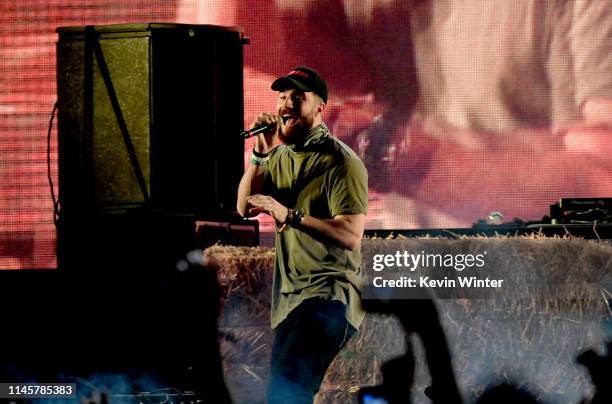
[250,112,279,154]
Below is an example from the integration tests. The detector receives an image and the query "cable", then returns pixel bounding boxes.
[47,101,60,226]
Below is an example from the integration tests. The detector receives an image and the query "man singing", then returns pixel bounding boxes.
[237,66,368,403]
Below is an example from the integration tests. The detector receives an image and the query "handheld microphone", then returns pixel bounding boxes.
[240,123,274,139]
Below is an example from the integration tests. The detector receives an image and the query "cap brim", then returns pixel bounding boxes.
[271,77,311,93]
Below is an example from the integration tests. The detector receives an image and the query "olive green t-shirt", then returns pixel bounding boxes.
[264,123,368,330]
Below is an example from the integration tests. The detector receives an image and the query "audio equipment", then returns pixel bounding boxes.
[57,23,247,215]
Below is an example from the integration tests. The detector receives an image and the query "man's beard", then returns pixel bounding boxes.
[279,117,313,144]
[279,106,317,144]
[279,124,305,144]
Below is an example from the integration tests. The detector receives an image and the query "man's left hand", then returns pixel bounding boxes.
[247,194,289,228]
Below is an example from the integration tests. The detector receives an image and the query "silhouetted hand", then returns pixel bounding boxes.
[80,390,109,404]
[577,341,612,404]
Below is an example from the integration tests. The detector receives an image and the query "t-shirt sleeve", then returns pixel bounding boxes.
[327,156,368,217]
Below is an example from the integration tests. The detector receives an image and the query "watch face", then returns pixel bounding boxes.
[290,209,303,226]
[295,210,304,224]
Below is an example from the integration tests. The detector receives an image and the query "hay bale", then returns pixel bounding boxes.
[203,244,275,326]
[203,245,275,403]
[320,237,611,404]
[203,237,612,404]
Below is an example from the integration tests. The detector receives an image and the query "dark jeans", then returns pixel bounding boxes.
[267,298,356,404]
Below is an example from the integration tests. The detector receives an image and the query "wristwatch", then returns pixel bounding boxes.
[287,209,304,227]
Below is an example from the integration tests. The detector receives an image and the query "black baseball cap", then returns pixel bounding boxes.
[271,66,328,103]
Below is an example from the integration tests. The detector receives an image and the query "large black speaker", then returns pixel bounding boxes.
[56,23,246,215]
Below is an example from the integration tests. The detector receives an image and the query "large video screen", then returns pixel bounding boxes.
[1,1,611,268]
[240,0,612,235]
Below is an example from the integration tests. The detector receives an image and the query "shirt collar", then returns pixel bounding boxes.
[288,123,329,151]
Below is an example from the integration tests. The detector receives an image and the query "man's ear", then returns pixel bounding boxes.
[318,101,326,115]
